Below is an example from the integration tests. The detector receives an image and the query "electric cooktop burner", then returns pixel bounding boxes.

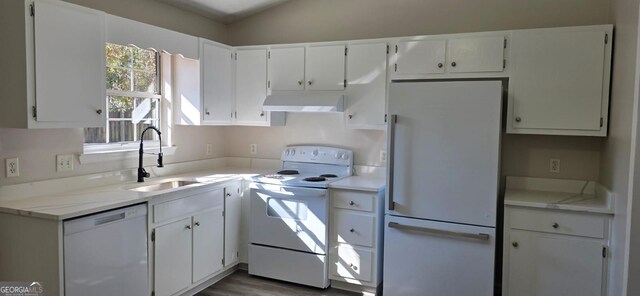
[277,170,300,175]
[319,174,338,178]
[303,177,327,182]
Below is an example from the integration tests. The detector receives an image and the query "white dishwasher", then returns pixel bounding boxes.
[64,203,148,296]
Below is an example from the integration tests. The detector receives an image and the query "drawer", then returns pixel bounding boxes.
[334,210,375,247]
[509,207,607,239]
[331,245,373,283]
[154,188,223,223]
[333,190,375,212]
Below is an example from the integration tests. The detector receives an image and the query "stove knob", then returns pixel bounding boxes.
[285,149,290,156]
[342,153,350,160]
[290,149,296,156]
[335,152,342,159]
[312,149,319,157]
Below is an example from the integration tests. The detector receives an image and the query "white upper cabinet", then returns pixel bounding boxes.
[508,25,612,136]
[306,45,346,90]
[447,36,505,73]
[235,48,285,126]
[391,33,507,79]
[268,44,346,91]
[345,42,387,129]
[395,39,446,75]
[269,47,305,91]
[201,40,234,125]
[0,0,106,128]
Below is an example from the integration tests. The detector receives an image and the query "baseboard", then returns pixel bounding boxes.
[330,279,379,295]
[183,265,239,296]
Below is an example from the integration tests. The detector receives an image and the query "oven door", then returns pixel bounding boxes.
[250,183,328,254]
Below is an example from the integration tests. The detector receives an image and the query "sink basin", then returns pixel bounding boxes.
[130,180,200,192]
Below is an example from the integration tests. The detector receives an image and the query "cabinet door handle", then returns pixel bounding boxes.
[349,228,355,233]
[349,201,355,206]
[451,61,457,67]
[185,225,192,230]
[96,109,103,115]
[348,114,353,119]
[260,112,265,117]
[515,117,522,122]
[552,222,559,229]
[205,109,210,116]
[437,62,443,68]
[297,80,303,86]
[308,80,313,86]
[512,241,519,248]
[226,193,232,197]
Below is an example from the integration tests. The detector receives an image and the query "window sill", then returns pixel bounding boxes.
[79,146,177,165]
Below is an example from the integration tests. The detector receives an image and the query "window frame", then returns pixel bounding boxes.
[84,43,164,152]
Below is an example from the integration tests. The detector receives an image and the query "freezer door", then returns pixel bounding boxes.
[383,215,495,296]
[387,80,502,227]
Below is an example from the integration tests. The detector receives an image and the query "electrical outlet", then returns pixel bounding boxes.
[250,144,258,155]
[380,150,387,162]
[5,158,19,178]
[56,154,74,172]
[550,158,560,173]
[206,144,213,156]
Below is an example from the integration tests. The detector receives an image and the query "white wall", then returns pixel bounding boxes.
[601,0,640,294]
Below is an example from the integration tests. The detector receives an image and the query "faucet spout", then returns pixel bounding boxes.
[138,126,163,183]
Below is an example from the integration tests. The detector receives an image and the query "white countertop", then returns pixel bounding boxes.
[504,176,614,214]
[329,175,386,192]
[0,166,268,221]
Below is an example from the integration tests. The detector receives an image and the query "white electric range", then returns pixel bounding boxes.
[248,146,353,288]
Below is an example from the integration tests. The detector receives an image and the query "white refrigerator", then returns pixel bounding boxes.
[383,80,502,296]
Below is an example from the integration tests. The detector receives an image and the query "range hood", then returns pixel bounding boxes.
[262,94,345,112]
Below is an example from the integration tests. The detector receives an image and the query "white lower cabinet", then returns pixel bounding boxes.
[503,206,610,296]
[224,181,242,267]
[329,188,383,293]
[151,186,226,296]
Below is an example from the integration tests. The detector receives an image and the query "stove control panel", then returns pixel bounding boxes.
[282,146,353,166]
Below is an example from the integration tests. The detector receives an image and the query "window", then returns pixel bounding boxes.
[84,43,161,148]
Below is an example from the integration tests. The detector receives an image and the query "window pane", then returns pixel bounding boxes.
[84,127,106,144]
[106,43,132,68]
[106,68,131,91]
[133,70,157,93]
[133,98,159,120]
[132,48,157,72]
[108,121,135,142]
[108,96,134,117]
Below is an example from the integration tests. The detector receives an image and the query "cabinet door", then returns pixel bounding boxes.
[306,45,346,90]
[174,55,201,125]
[193,207,224,282]
[33,0,105,125]
[346,43,387,128]
[394,39,446,75]
[268,47,305,91]
[154,218,192,296]
[510,29,607,133]
[224,183,242,267]
[447,36,505,73]
[235,49,268,124]
[508,230,604,296]
[202,41,233,124]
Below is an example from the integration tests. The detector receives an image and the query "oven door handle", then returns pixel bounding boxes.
[254,186,327,197]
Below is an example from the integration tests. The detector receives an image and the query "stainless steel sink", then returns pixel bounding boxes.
[130,180,200,192]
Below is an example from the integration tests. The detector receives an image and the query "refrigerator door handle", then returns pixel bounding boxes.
[388,222,491,241]
[387,114,398,211]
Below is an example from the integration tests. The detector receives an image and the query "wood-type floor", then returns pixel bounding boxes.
[196,270,358,296]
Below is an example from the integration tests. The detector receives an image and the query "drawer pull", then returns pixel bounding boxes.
[349,228,355,233]
[552,223,559,229]
[388,221,490,241]
[349,201,355,206]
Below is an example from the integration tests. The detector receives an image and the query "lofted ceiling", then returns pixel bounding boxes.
[156,0,290,24]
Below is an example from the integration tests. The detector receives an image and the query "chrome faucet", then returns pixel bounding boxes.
[138,126,163,182]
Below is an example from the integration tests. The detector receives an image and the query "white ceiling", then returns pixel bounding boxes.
[157,0,290,23]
